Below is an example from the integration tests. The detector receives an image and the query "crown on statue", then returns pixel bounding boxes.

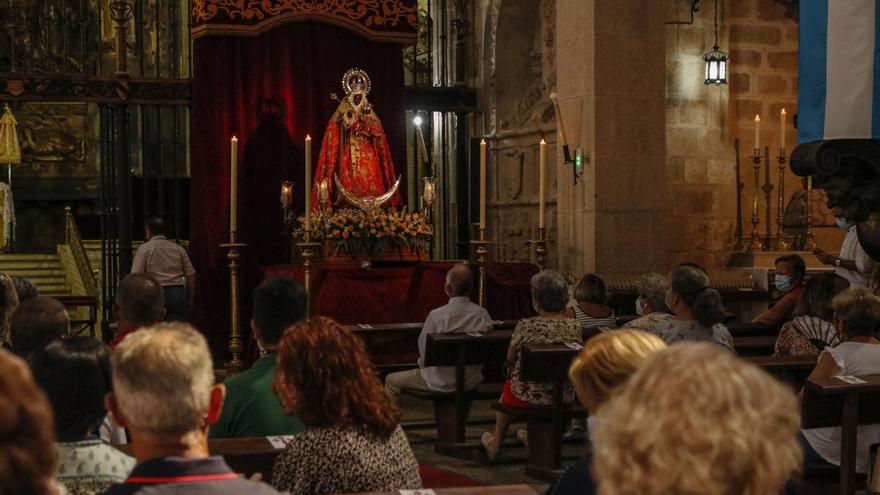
[342,68,372,96]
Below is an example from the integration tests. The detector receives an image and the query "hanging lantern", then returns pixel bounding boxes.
[704,44,728,85]
[0,104,21,165]
[703,0,728,86]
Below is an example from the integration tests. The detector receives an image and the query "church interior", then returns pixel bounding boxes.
[3,0,880,494]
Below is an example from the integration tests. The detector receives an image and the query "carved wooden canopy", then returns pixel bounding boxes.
[191,0,419,44]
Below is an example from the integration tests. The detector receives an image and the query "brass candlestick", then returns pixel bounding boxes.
[748,150,763,251]
[470,228,492,307]
[774,148,790,250]
[804,176,817,251]
[220,232,246,376]
[295,231,321,318]
[529,227,548,270]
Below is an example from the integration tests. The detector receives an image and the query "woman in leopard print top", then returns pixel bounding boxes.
[271,317,421,494]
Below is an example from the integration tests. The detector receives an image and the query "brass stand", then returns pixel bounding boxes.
[804,176,817,251]
[774,148,790,250]
[295,230,321,318]
[748,150,763,251]
[220,234,246,376]
[529,227,547,270]
[470,228,492,307]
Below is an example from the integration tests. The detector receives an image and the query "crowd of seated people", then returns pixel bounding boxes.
[4,257,880,495]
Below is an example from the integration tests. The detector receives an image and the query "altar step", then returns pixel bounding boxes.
[0,253,72,296]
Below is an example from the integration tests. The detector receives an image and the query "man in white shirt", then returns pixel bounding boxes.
[131,216,196,321]
[814,218,874,288]
[384,264,491,405]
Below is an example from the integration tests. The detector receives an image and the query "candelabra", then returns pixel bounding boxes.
[529,227,548,270]
[296,230,321,317]
[773,148,790,250]
[748,150,763,251]
[220,231,246,376]
[470,228,491,307]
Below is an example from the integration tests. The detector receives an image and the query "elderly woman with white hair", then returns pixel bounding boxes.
[623,272,672,332]
[481,270,582,462]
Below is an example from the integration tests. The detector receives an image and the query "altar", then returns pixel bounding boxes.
[264,261,539,324]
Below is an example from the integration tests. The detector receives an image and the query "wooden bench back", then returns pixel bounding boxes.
[424,331,513,366]
[802,374,880,429]
[745,354,817,389]
[519,343,579,382]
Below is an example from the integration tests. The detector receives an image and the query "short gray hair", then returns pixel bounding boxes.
[531,270,569,313]
[111,323,214,435]
[635,273,669,313]
[446,264,473,296]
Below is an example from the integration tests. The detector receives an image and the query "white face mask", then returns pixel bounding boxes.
[635,297,646,316]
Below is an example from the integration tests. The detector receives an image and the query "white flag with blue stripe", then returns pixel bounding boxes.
[799,0,880,143]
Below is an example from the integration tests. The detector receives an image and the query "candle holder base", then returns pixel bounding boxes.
[219,241,247,376]
[470,231,493,308]
[295,240,322,317]
[528,227,548,270]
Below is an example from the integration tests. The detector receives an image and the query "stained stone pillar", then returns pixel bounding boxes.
[555,0,667,277]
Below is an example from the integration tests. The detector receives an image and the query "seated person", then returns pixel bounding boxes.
[593,343,802,495]
[384,264,491,404]
[9,296,69,358]
[753,254,806,325]
[624,272,673,331]
[272,316,422,494]
[774,273,849,356]
[565,274,615,336]
[549,329,667,495]
[644,265,733,350]
[801,288,880,474]
[0,272,19,348]
[104,323,284,495]
[109,273,165,350]
[0,348,60,495]
[482,270,582,461]
[30,337,135,494]
[211,277,307,438]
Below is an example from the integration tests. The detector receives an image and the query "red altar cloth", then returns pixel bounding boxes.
[263,261,538,324]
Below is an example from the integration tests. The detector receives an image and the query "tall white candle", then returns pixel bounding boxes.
[780,108,786,149]
[538,139,546,230]
[230,136,238,233]
[754,114,761,151]
[480,139,487,230]
[305,135,312,233]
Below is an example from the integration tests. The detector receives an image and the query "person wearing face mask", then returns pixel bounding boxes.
[647,265,733,350]
[753,254,806,326]
[624,272,673,333]
[814,216,874,288]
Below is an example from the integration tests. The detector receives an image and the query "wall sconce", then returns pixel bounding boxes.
[562,147,585,185]
[280,180,294,223]
[703,0,728,85]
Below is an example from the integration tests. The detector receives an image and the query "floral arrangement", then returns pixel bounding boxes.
[293,207,433,258]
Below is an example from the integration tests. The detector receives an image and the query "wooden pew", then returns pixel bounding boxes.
[56,294,99,338]
[115,437,283,479]
[732,335,777,356]
[338,486,540,495]
[491,342,585,481]
[727,321,781,337]
[401,330,511,457]
[745,354,817,390]
[801,374,880,495]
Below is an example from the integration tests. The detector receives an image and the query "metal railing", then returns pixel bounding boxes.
[64,207,98,298]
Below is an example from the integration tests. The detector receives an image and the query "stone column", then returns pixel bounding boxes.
[555,0,667,277]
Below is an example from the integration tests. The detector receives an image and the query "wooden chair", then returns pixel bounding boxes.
[491,343,586,481]
[800,374,880,495]
[401,330,511,457]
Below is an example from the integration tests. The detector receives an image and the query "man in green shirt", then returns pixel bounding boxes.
[210,277,307,438]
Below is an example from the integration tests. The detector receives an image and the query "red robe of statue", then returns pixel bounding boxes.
[312,95,400,209]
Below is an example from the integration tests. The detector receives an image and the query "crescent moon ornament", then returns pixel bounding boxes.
[334,174,400,212]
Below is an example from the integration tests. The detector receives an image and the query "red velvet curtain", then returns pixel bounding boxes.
[191,22,406,359]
